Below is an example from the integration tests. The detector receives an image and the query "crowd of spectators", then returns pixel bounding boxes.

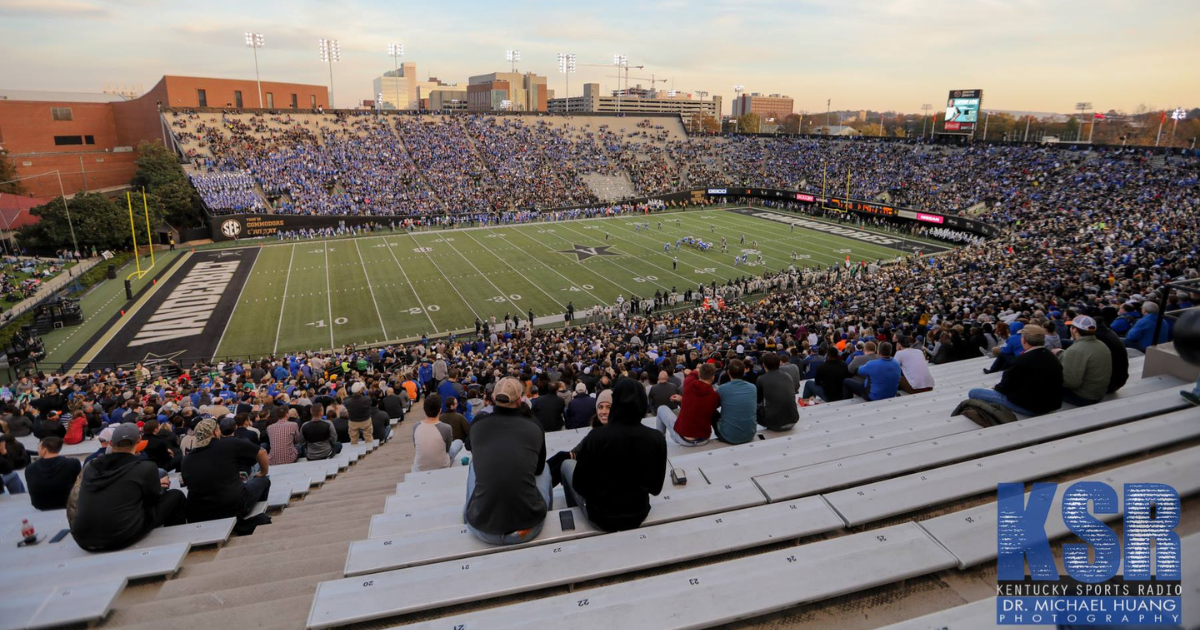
[1,112,1195,546]
[189,171,266,213]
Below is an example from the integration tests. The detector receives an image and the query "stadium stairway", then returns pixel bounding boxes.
[0,440,383,630]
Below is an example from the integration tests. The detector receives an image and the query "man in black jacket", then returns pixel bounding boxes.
[530,383,566,432]
[463,377,550,545]
[25,436,81,510]
[381,387,406,422]
[343,382,374,444]
[756,352,799,431]
[181,419,270,524]
[557,378,666,531]
[802,347,850,401]
[968,326,1062,416]
[70,423,187,551]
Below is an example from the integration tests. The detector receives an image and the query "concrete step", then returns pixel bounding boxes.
[198,543,351,576]
[215,526,367,557]
[155,553,348,600]
[255,505,388,535]
[109,571,338,625]
[99,594,312,630]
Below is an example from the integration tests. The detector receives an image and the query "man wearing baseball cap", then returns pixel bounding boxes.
[1055,315,1112,407]
[463,377,551,545]
[70,423,187,551]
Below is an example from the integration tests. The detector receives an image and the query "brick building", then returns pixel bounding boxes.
[731,93,794,120]
[0,76,328,198]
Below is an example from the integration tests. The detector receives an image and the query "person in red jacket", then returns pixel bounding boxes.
[64,411,88,445]
[654,363,718,446]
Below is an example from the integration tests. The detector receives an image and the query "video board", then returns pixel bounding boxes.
[943,89,982,133]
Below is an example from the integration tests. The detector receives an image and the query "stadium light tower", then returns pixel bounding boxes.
[319,38,341,109]
[506,49,520,74]
[244,32,265,108]
[613,54,628,112]
[921,103,932,138]
[732,85,744,120]
[1075,102,1092,142]
[387,43,404,111]
[557,53,576,114]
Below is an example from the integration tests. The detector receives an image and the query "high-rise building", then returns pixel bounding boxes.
[548,83,720,125]
[466,72,550,112]
[731,93,794,120]
[372,63,446,110]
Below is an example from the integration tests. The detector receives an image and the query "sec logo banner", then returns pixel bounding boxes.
[221,219,242,238]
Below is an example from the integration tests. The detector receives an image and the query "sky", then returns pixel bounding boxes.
[1,0,1197,116]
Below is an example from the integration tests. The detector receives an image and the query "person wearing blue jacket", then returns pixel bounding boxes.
[1124,302,1172,352]
[843,342,902,402]
[1110,304,1140,335]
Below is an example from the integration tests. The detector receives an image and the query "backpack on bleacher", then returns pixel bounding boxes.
[951,398,1017,428]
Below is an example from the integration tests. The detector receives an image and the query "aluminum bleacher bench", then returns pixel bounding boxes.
[753,387,1192,501]
[822,408,1200,526]
[370,486,564,538]
[0,577,127,630]
[0,518,236,563]
[348,480,766,575]
[308,497,843,629]
[376,468,701,536]
[372,522,958,630]
[698,414,980,485]
[14,542,189,589]
[713,366,1159,479]
[0,509,68,546]
[919,444,1200,569]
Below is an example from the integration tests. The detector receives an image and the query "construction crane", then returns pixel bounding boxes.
[605,74,667,97]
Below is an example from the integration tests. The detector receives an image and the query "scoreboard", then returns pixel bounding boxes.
[942,89,983,133]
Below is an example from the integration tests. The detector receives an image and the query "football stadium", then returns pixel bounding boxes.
[1,4,1199,630]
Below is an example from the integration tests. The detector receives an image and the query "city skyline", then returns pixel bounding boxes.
[1,0,1197,116]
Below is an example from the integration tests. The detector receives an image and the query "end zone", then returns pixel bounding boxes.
[83,248,259,368]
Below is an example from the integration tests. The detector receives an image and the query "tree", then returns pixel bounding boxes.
[690,114,721,134]
[0,150,24,195]
[855,123,883,137]
[779,113,802,134]
[131,140,186,192]
[152,180,204,227]
[17,192,163,251]
[735,113,761,134]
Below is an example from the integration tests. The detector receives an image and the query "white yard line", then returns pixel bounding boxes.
[323,242,335,348]
[489,227,614,304]
[441,230,539,314]
[272,244,297,354]
[379,235,438,333]
[405,232,483,321]
[461,230,568,309]
[536,224,679,295]
[354,239,389,341]
[214,247,263,358]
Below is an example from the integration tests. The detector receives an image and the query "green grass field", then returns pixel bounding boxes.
[212,207,946,357]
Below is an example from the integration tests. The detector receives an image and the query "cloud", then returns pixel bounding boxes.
[0,0,110,18]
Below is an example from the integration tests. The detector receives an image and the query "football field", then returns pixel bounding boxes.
[200,207,947,358]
